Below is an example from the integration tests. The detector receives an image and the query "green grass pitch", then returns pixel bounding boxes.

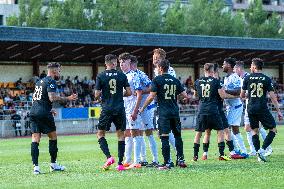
[1,127,284,189]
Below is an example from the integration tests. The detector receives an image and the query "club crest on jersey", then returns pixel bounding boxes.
[50,84,55,89]
[165,79,173,81]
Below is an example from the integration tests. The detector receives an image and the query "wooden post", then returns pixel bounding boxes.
[92,61,98,80]
[279,63,283,85]
[32,60,39,76]
[194,62,200,81]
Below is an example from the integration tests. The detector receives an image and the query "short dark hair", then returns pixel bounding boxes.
[105,54,117,64]
[130,55,138,65]
[235,61,244,69]
[47,62,61,69]
[252,58,264,70]
[224,57,236,68]
[204,63,214,72]
[153,48,166,60]
[157,59,170,72]
[213,63,219,72]
[118,52,131,61]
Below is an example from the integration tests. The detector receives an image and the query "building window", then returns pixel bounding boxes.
[0,15,3,26]
[235,0,245,3]
[15,0,18,4]
[262,0,271,5]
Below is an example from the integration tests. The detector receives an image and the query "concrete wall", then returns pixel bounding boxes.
[0,65,32,82]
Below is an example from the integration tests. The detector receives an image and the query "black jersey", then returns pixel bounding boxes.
[30,76,56,116]
[216,80,225,112]
[151,74,184,118]
[242,72,274,114]
[95,69,129,113]
[194,76,222,115]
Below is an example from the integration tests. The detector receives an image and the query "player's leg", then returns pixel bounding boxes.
[139,128,148,166]
[258,125,273,156]
[31,132,41,174]
[124,115,133,167]
[171,118,187,168]
[157,117,172,170]
[202,129,211,160]
[141,110,159,167]
[258,112,277,159]
[96,112,114,170]
[193,114,204,161]
[224,128,243,159]
[113,112,127,171]
[230,106,248,156]
[128,116,142,168]
[47,131,65,172]
[30,115,42,174]
[244,109,256,156]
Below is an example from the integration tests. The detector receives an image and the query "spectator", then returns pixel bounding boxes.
[11,111,22,137]
[24,111,31,136]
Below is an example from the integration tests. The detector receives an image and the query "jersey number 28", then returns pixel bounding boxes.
[33,86,43,101]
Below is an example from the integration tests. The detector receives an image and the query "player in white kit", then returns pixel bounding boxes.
[119,53,143,169]
[130,55,159,167]
[223,57,248,158]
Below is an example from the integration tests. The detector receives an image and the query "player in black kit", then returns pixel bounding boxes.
[95,54,132,171]
[192,63,237,161]
[140,59,188,170]
[240,58,283,162]
[30,63,77,174]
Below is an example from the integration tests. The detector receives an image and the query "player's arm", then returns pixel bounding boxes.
[140,92,157,113]
[48,92,77,103]
[94,90,102,101]
[142,85,151,94]
[225,87,241,96]
[218,88,237,99]
[269,91,283,120]
[240,89,246,99]
[124,87,132,97]
[131,89,143,121]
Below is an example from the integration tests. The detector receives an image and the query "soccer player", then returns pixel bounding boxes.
[193,63,236,161]
[140,59,188,170]
[222,57,248,157]
[130,55,159,167]
[240,58,283,162]
[30,62,77,175]
[234,61,272,156]
[95,54,132,171]
[152,48,176,167]
[119,53,143,168]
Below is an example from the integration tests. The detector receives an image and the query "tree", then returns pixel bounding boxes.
[7,0,47,27]
[244,0,281,38]
[47,0,92,30]
[163,0,186,34]
[184,0,242,37]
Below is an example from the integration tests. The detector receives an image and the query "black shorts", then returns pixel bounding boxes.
[219,110,229,129]
[248,112,276,130]
[158,117,181,136]
[30,114,56,134]
[195,114,223,132]
[98,110,126,131]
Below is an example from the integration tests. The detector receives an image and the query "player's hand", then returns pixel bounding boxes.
[131,112,138,121]
[278,111,283,121]
[68,93,78,101]
[138,107,144,114]
[51,109,57,116]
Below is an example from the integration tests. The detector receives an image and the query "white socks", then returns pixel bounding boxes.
[148,135,159,163]
[231,131,240,152]
[235,133,247,154]
[259,127,267,140]
[140,136,147,162]
[246,131,256,153]
[124,137,133,163]
[169,132,176,150]
[133,136,141,164]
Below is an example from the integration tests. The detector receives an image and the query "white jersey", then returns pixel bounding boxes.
[123,70,142,114]
[154,66,176,78]
[134,69,152,105]
[223,73,242,107]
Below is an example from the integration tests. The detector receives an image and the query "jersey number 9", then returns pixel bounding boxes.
[109,79,117,94]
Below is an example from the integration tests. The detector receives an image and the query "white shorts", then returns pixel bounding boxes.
[244,108,250,125]
[139,109,154,131]
[126,114,142,130]
[226,104,243,126]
